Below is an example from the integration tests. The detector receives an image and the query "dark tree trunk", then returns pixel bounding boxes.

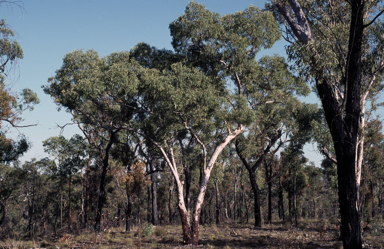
[321,2,364,247]
[273,1,365,247]
[233,169,237,222]
[147,185,151,223]
[215,180,220,224]
[265,160,273,224]
[293,176,297,227]
[288,185,292,223]
[68,173,72,231]
[60,178,63,230]
[249,171,261,227]
[371,180,375,218]
[236,135,279,228]
[151,164,159,225]
[278,178,284,220]
[125,195,133,231]
[84,157,91,229]
[184,165,191,211]
[95,130,118,232]
[0,202,6,226]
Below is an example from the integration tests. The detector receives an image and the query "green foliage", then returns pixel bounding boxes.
[170,1,308,129]
[0,18,38,165]
[0,19,23,77]
[371,217,383,236]
[141,223,154,237]
[43,134,86,176]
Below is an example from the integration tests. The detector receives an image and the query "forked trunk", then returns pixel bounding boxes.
[157,127,244,245]
[95,130,118,232]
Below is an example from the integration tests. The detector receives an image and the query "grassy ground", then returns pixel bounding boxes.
[0,219,383,248]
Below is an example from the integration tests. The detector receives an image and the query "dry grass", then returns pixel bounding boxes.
[0,219,382,248]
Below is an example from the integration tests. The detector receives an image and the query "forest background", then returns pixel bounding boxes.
[1,0,384,248]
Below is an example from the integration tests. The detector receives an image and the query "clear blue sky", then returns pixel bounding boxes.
[1,0,323,165]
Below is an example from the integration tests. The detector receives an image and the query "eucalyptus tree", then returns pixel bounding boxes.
[44,50,139,231]
[0,163,27,228]
[0,18,39,164]
[44,2,285,244]
[361,119,384,222]
[109,130,142,231]
[267,1,384,247]
[170,1,314,229]
[43,134,86,231]
[168,0,284,233]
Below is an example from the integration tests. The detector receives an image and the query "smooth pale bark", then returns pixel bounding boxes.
[149,126,244,245]
[168,176,174,224]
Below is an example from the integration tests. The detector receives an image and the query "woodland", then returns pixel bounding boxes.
[1,0,384,248]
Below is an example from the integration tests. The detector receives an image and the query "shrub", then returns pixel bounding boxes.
[142,223,154,237]
[154,226,167,237]
[371,222,382,236]
[124,238,133,246]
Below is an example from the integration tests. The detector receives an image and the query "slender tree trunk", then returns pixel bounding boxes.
[215,180,220,224]
[0,202,6,226]
[153,125,243,245]
[125,195,133,231]
[248,170,261,227]
[95,130,118,232]
[293,176,297,227]
[371,180,375,218]
[278,178,284,220]
[147,185,151,223]
[60,178,63,230]
[233,170,237,222]
[168,177,174,224]
[84,157,91,229]
[68,172,72,231]
[288,184,292,224]
[151,165,159,225]
[266,160,273,224]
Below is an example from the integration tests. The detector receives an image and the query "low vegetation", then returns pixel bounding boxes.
[1,219,383,248]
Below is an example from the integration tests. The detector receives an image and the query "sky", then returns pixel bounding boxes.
[1,0,323,165]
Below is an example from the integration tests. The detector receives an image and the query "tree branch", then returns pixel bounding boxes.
[363,10,384,29]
